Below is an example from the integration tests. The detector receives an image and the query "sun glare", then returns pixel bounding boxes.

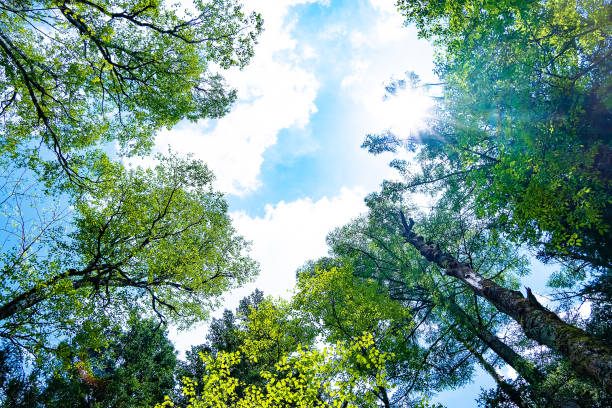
[382,89,434,139]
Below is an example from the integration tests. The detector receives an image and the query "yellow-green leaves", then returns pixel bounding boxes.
[160,331,392,408]
[294,266,413,343]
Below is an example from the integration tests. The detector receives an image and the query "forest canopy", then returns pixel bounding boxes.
[0,0,610,407]
[0,0,262,398]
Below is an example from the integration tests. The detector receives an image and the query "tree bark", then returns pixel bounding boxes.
[0,268,87,320]
[459,337,531,408]
[399,212,612,393]
[445,299,545,387]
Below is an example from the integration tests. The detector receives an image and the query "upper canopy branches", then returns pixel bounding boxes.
[0,0,263,183]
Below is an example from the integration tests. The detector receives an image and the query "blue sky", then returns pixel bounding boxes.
[156,0,438,308]
[156,1,553,405]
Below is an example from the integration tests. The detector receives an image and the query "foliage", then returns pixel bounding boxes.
[0,155,257,352]
[381,0,612,281]
[294,265,454,407]
[305,193,611,404]
[0,344,42,407]
[40,317,177,408]
[161,332,393,408]
[0,0,263,182]
[0,317,177,408]
[478,356,612,408]
[174,290,280,403]
[0,0,264,404]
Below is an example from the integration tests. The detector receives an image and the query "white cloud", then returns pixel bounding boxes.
[369,0,399,13]
[153,0,324,195]
[230,186,368,301]
[577,301,592,319]
[501,365,518,380]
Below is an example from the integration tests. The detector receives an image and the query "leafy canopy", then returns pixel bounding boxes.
[161,295,395,408]
[0,155,257,351]
[374,0,612,278]
[0,0,263,181]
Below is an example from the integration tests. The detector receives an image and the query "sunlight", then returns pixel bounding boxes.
[378,88,434,140]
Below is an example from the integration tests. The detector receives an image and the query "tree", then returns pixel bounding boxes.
[162,294,398,408]
[40,317,177,408]
[167,292,441,408]
[398,210,612,393]
[0,0,262,182]
[294,265,452,407]
[0,155,257,352]
[0,343,42,407]
[313,195,610,405]
[358,0,611,396]
[160,334,395,408]
[0,317,178,407]
[174,290,270,403]
[367,0,612,284]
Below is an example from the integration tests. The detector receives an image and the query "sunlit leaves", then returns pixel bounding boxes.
[392,0,612,271]
[161,331,393,408]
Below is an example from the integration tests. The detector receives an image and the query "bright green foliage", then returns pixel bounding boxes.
[0,155,257,351]
[294,266,440,407]
[382,0,612,274]
[160,332,393,408]
[164,296,404,407]
[238,297,318,365]
[294,266,413,343]
[0,0,262,181]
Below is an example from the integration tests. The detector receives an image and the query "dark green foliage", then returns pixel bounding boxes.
[478,356,612,408]
[175,290,269,403]
[0,318,177,408]
[0,346,42,408]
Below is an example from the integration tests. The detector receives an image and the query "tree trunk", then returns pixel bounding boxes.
[399,212,612,393]
[459,337,531,408]
[445,299,545,386]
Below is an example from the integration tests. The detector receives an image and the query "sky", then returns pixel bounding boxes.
[155,0,502,405]
[158,0,436,303]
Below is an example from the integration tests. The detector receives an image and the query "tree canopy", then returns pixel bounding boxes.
[353,0,611,403]
[0,0,262,182]
[1,0,611,406]
[365,0,612,277]
[0,0,260,380]
[0,155,257,353]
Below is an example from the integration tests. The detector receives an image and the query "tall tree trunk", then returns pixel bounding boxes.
[458,337,531,408]
[444,298,545,386]
[399,212,612,393]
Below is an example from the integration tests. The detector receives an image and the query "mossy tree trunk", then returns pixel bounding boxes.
[400,213,612,393]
